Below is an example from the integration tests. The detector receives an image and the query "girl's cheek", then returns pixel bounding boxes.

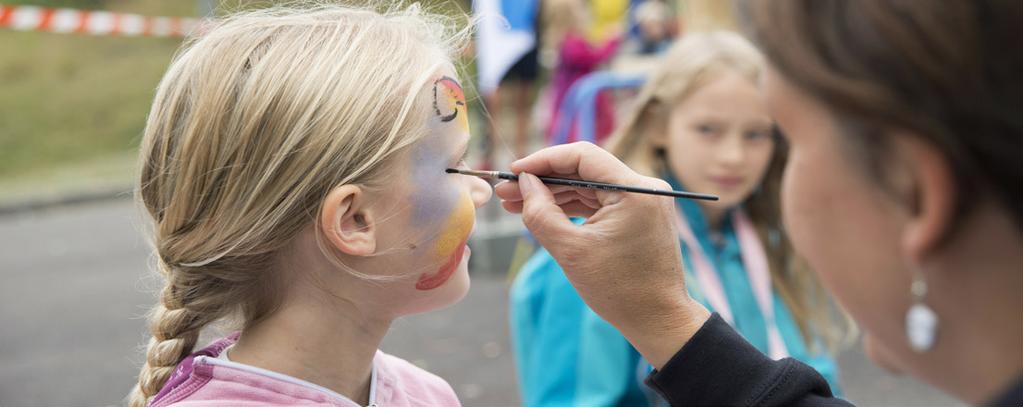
[431,190,475,259]
[412,190,474,291]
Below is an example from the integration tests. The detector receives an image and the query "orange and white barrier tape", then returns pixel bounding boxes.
[0,3,206,37]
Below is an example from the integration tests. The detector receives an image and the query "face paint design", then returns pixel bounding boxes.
[433,76,469,135]
[415,189,474,290]
[407,75,475,290]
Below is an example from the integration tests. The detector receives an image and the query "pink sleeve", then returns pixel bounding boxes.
[560,35,622,70]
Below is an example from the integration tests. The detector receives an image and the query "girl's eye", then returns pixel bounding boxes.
[695,124,721,138]
[745,129,772,141]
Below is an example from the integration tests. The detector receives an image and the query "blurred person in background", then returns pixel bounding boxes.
[543,0,623,145]
[621,0,675,56]
[484,2,543,160]
[509,32,848,407]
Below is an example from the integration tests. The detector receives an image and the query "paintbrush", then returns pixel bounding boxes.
[446,168,719,201]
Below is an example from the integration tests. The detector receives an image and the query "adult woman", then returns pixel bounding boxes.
[496,1,1023,405]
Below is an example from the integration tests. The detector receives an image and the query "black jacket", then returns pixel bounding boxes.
[644,313,1023,406]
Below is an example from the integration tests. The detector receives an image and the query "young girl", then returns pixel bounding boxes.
[543,0,622,145]
[128,5,492,407]
[510,32,849,406]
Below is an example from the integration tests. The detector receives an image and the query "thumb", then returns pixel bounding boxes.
[518,173,575,247]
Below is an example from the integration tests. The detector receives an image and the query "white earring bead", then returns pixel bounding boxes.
[906,275,938,352]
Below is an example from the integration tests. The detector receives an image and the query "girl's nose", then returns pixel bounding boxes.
[717,133,747,165]
[468,175,493,208]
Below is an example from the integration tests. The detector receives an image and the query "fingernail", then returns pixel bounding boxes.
[518,172,534,197]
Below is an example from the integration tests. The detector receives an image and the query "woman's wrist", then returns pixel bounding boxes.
[623,297,711,370]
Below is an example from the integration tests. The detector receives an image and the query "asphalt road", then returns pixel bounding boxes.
[0,199,964,406]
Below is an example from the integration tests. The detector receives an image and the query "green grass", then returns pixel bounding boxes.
[0,0,472,187]
[0,32,182,179]
[0,0,193,181]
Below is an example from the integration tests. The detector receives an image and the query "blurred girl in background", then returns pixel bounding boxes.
[543,0,622,145]
[510,32,849,406]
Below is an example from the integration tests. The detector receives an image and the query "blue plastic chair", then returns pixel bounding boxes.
[551,71,646,145]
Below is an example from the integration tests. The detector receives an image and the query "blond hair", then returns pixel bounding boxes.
[605,31,853,350]
[128,4,467,406]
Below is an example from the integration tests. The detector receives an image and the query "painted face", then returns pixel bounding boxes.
[402,74,490,296]
[663,72,775,210]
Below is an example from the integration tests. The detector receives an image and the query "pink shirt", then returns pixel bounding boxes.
[151,334,460,407]
[546,32,622,144]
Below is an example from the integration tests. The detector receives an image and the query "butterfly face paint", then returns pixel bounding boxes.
[433,76,470,135]
[408,75,474,291]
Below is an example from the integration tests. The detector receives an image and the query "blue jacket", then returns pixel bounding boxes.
[509,201,841,406]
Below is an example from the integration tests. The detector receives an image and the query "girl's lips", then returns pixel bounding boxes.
[709,176,745,188]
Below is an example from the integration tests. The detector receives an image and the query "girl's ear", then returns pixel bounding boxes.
[320,185,376,257]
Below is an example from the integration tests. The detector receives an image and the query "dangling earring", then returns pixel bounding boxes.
[906,270,939,352]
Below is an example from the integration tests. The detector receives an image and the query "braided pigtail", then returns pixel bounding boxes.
[128,259,235,407]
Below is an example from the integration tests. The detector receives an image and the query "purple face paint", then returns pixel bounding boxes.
[403,75,474,290]
[409,75,470,225]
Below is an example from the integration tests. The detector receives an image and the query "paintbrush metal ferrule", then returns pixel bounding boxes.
[446,168,503,179]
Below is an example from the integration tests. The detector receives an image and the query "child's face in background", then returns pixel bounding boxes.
[372,71,492,315]
[662,72,775,210]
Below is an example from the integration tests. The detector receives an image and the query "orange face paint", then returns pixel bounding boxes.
[415,189,475,290]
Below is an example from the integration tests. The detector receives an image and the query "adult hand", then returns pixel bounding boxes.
[495,142,710,369]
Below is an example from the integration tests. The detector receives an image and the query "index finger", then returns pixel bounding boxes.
[509,142,641,186]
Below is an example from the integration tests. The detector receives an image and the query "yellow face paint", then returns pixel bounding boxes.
[416,189,475,290]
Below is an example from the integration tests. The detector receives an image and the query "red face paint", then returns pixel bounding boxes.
[415,238,468,290]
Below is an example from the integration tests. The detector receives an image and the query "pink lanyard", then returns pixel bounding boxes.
[672,209,789,359]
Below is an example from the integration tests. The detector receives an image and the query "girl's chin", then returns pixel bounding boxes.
[410,262,471,315]
[709,194,746,211]
[431,268,471,313]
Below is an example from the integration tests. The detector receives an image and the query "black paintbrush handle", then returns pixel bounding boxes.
[493,171,718,201]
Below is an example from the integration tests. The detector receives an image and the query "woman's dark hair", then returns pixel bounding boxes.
[736,0,1023,231]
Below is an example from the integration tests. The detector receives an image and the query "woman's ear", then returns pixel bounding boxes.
[320,185,376,256]
[896,133,956,263]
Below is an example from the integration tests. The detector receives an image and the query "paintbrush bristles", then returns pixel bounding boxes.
[446,168,501,179]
